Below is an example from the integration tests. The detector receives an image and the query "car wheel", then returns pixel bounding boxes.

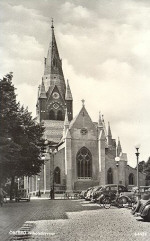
[118,196,128,208]
[104,197,111,209]
[132,200,141,215]
[143,209,150,222]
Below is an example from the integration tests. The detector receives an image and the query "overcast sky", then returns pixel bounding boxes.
[0,0,150,167]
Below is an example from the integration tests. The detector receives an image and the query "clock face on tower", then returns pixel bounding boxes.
[52,92,59,99]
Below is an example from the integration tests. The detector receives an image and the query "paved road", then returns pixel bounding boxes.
[0,199,150,241]
[0,198,99,241]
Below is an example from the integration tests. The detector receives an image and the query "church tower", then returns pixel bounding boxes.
[37,20,73,123]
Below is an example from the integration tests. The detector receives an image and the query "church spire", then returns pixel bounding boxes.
[43,19,66,97]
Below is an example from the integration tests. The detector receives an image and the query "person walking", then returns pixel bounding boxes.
[0,187,7,206]
[50,188,53,199]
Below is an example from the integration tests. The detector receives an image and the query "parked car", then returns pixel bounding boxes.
[96,184,128,203]
[85,187,95,201]
[15,189,30,202]
[79,190,87,199]
[90,186,102,202]
[132,193,150,222]
[120,186,150,205]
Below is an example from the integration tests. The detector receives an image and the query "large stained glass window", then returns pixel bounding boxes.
[77,147,92,178]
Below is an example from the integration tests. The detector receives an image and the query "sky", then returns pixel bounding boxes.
[0,0,150,167]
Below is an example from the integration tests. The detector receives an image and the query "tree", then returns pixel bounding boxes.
[0,73,45,198]
[145,157,150,185]
[138,161,146,173]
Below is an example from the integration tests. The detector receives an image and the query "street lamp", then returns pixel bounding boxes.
[135,144,141,199]
[17,178,20,190]
[44,140,57,200]
[49,148,57,200]
[37,177,41,197]
[115,157,120,196]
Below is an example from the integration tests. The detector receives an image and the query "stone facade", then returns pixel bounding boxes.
[27,23,146,195]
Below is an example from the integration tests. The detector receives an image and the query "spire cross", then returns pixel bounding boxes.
[81,99,85,106]
[51,18,54,29]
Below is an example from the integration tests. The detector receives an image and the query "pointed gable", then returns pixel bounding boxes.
[47,85,65,105]
[69,105,96,131]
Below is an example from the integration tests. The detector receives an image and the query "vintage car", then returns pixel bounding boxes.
[132,193,150,222]
[96,184,128,203]
[15,189,30,202]
[119,186,150,205]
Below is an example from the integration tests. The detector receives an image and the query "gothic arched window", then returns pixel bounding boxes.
[129,173,134,185]
[107,168,113,184]
[54,167,61,184]
[57,110,63,120]
[77,147,92,178]
[49,110,55,120]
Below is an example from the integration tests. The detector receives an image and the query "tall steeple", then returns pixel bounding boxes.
[43,19,66,97]
[37,20,73,123]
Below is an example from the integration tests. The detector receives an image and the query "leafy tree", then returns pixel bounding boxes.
[0,73,45,198]
[145,157,150,185]
[138,161,146,173]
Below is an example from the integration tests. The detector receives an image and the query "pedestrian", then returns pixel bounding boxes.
[50,188,53,199]
[0,187,7,206]
[38,190,41,198]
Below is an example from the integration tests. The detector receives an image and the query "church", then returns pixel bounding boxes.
[25,22,146,195]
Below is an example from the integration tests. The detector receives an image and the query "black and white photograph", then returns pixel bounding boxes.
[0,0,150,240]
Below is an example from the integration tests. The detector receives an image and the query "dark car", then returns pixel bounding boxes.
[132,193,150,222]
[96,184,128,203]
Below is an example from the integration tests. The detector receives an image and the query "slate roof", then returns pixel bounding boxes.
[43,120,64,143]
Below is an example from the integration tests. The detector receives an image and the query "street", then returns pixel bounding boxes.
[0,198,149,241]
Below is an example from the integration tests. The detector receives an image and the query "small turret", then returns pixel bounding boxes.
[65,80,73,121]
[65,79,72,100]
[98,112,103,129]
[63,108,69,137]
[39,79,47,99]
[107,122,112,146]
[117,137,122,157]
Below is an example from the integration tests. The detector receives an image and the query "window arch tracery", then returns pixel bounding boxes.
[57,110,63,120]
[49,109,55,120]
[76,147,92,178]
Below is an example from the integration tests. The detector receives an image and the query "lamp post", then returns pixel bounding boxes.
[49,148,57,199]
[135,144,140,199]
[115,157,120,196]
[44,140,57,200]
[37,177,41,197]
[17,178,20,190]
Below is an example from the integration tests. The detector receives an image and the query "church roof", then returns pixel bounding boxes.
[43,120,64,143]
